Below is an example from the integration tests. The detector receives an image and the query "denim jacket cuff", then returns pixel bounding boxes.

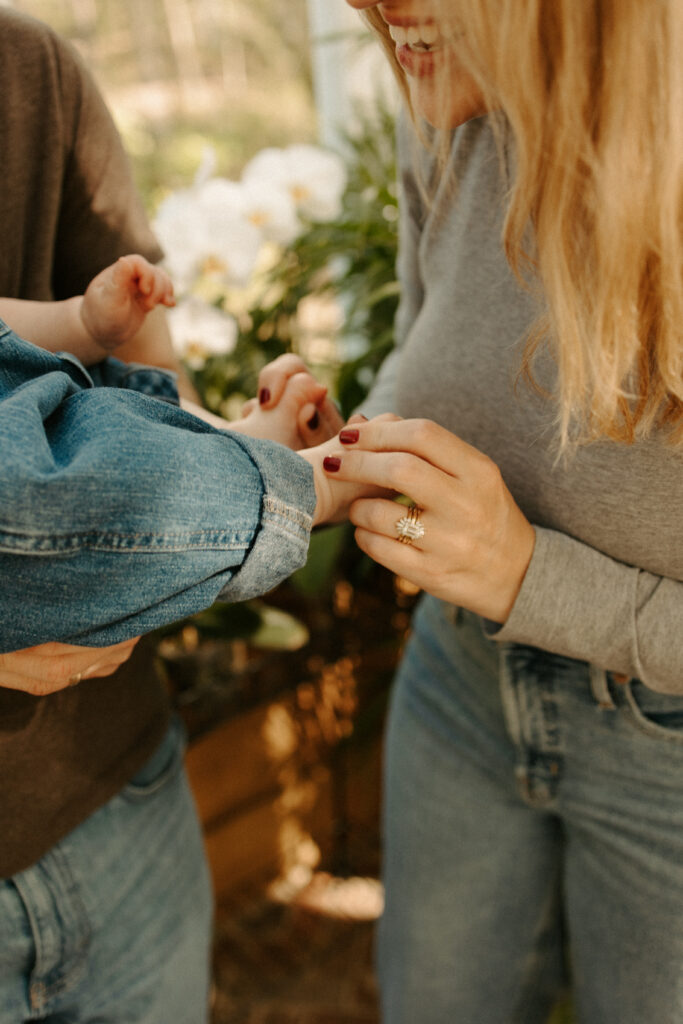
[215,434,316,601]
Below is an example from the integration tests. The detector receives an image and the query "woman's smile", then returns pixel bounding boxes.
[387,21,445,77]
[344,0,486,128]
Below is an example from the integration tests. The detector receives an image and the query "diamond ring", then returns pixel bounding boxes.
[395,505,425,545]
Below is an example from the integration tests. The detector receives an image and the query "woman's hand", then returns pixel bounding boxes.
[0,638,140,697]
[321,418,535,624]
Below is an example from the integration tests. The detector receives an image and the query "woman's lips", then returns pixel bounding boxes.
[395,44,438,77]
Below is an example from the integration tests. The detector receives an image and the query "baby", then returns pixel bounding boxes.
[0,254,332,450]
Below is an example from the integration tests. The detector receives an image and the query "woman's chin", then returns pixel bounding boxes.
[409,77,487,131]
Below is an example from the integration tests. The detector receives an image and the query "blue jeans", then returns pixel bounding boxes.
[378,596,683,1024]
[0,718,213,1023]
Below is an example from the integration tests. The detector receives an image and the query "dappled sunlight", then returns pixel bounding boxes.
[270,869,384,922]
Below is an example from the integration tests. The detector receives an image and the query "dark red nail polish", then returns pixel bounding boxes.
[307,410,320,430]
[323,456,341,472]
[339,428,359,445]
[259,387,271,405]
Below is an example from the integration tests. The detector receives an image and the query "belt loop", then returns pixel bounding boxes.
[589,664,616,710]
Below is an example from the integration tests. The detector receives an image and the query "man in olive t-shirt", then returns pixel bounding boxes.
[0,11,213,1022]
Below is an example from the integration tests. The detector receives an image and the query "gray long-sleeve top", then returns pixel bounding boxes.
[360,114,682,696]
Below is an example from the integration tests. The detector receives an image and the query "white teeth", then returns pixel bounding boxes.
[388,23,441,50]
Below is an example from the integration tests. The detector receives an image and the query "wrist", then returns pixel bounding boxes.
[180,397,230,431]
[297,449,329,526]
[76,296,111,362]
[494,518,535,624]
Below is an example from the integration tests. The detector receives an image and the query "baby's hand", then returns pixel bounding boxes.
[80,255,175,353]
[232,372,337,450]
[298,415,399,526]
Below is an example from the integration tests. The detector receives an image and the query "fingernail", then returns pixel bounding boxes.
[323,456,341,472]
[339,428,359,444]
[307,410,319,430]
[259,388,271,405]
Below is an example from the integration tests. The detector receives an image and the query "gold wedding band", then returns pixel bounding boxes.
[68,671,83,686]
[395,505,425,545]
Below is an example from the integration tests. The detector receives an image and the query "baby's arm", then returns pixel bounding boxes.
[0,255,175,365]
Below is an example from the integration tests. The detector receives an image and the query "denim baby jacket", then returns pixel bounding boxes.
[0,326,316,651]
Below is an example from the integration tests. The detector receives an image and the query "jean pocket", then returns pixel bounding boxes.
[121,717,186,800]
[621,679,683,742]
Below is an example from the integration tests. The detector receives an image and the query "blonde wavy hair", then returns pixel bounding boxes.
[363,1,683,446]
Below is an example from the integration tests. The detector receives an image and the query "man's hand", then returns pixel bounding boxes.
[0,638,140,696]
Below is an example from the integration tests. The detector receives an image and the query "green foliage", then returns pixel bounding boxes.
[162,104,400,650]
[154,599,262,641]
[289,523,351,597]
[189,102,399,419]
[127,110,317,213]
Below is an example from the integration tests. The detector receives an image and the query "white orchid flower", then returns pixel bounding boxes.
[242,144,348,223]
[167,297,238,370]
[195,178,264,287]
[153,189,208,292]
[155,177,265,292]
[238,180,301,245]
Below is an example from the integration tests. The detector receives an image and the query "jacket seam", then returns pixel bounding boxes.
[0,529,253,554]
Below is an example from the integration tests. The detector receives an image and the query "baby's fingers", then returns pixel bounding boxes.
[296,401,333,447]
[114,255,174,309]
[280,371,328,410]
[142,268,175,309]
[318,396,346,438]
[112,254,150,289]
[135,264,174,310]
[257,353,318,408]
[297,395,344,446]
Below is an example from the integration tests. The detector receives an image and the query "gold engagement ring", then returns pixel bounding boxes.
[395,505,425,545]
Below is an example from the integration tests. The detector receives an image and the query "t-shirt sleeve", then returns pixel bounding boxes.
[51,32,163,297]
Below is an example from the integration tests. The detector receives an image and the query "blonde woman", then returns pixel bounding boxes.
[260,0,683,1019]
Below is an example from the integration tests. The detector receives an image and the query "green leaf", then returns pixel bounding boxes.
[290,522,350,595]
[248,602,309,650]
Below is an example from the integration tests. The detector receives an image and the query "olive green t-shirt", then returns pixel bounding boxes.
[0,9,169,878]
